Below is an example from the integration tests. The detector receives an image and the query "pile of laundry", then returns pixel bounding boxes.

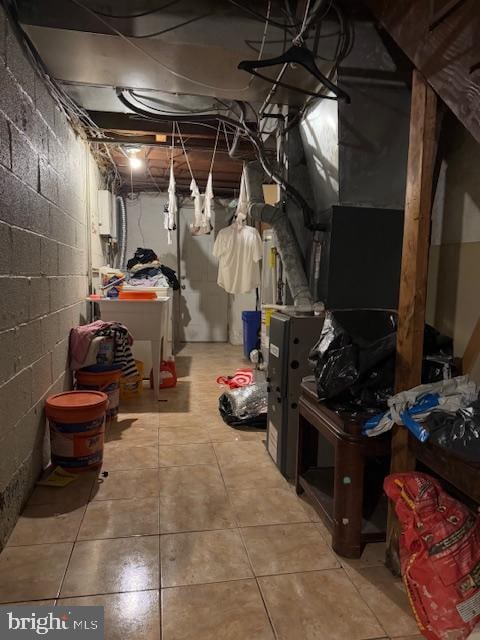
[69,320,138,377]
[125,247,179,290]
[217,368,267,428]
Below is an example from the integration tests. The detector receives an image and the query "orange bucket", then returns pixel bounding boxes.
[45,391,108,472]
[76,367,123,421]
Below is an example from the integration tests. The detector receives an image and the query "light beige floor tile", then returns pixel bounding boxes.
[162,579,274,640]
[28,471,97,508]
[102,445,158,471]
[0,543,72,603]
[117,413,160,428]
[220,459,288,491]
[157,426,211,445]
[158,443,216,467]
[259,569,384,640]
[158,464,225,497]
[292,492,333,539]
[78,497,159,540]
[161,529,252,587]
[105,423,159,447]
[57,590,160,640]
[156,415,200,428]
[228,488,310,527]
[207,427,245,442]
[241,523,340,576]
[346,565,420,638]
[213,440,268,466]
[156,415,207,429]
[7,504,86,546]
[159,492,236,533]
[209,426,266,442]
[389,636,424,640]
[296,492,322,522]
[60,536,159,597]
[91,468,159,501]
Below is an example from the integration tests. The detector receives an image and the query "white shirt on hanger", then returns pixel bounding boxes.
[213,222,263,294]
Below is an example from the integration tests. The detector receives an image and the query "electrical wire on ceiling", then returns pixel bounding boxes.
[126,90,234,115]
[5,0,352,227]
[111,0,354,226]
[88,0,181,19]
[127,11,214,39]
[225,0,300,32]
[116,88,314,227]
[70,0,257,93]
[254,0,272,64]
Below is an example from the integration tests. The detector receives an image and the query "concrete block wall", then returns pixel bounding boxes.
[0,7,102,547]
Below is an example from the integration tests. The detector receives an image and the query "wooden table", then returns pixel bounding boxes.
[296,381,392,558]
[90,297,170,401]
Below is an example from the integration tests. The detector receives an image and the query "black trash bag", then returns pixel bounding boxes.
[218,382,267,428]
[422,325,456,383]
[425,400,480,463]
[127,247,158,270]
[309,310,397,402]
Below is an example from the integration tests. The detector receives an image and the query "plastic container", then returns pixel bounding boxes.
[120,360,144,399]
[119,290,156,300]
[45,390,108,472]
[242,311,261,359]
[76,365,123,421]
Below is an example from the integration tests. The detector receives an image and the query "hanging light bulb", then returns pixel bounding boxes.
[129,156,143,169]
[126,146,143,170]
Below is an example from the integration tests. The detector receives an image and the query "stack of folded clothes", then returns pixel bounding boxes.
[125,247,180,290]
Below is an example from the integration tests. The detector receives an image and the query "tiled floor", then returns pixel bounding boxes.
[0,343,422,640]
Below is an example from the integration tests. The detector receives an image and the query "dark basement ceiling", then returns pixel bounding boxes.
[14,0,344,193]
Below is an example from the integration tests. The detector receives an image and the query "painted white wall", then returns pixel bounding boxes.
[125,192,177,270]
[426,116,480,360]
[125,192,255,347]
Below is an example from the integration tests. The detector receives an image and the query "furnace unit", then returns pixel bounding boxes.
[266,311,324,479]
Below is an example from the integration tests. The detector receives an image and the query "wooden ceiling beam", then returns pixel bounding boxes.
[90,136,250,155]
[364,0,480,143]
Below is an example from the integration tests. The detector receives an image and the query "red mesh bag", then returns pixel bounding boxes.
[384,472,480,640]
[149,359,177,390]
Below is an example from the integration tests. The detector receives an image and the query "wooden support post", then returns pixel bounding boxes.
[386,70,438,572]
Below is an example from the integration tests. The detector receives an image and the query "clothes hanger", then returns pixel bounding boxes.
[237,44,350,103]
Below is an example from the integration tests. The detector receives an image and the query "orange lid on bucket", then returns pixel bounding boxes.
[46,391,108,423]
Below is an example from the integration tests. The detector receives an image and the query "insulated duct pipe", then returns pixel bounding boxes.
[116,195,127,269]
[244,161,313,308]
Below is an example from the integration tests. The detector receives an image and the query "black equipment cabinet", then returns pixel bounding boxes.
[317,205,404,309]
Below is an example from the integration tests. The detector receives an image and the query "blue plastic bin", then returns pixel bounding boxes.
[242,311,261,359]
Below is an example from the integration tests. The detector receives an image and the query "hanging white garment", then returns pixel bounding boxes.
[203,171,214,224]
[189,178,209,236]
[166,164,177,245]
[235,166,249,224]
[213,223,263,294]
